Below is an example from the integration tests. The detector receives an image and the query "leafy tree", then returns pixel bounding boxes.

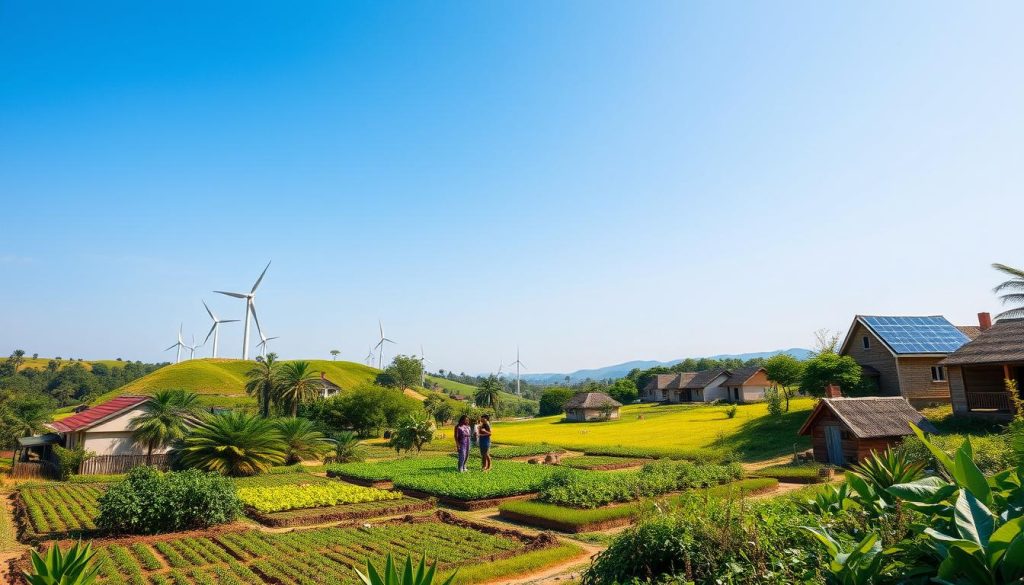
[276,361,322,417]
[174,411,286,476]
[273,417,333,464]
[475,375,502,410]
[8,349,26,374]
[389,414,434,454]
[799,353,862,397]
[607,379,638,404]
[423,394,455,425]
[330,349,340,361]
[993,262,1024,318]
[245,353,280,418]
[0,392,54,445]
[128,389,201,464]
[312,385,421,437]
[53,446,94,481]
[380,355,423,390]
[539,387,574,416]
[763,354,804,412]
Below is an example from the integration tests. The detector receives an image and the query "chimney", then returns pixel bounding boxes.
[320,371,326,380]
[978,312,992,332]
[824,384,843,399]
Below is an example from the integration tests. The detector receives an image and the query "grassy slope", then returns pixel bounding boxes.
[14,358,133,372]
[91,358,381,407]
[494,399,816,462]
[427,375,477,395]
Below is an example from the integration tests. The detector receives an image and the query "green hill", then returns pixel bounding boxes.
[426,375,477,395]
[14,358,141,373]
[92,358,382,408]
[426,375,538,415]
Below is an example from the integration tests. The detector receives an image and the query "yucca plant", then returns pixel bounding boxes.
[852,448,925,494]
[356,554,456,585]
[24,540,99,585]
[174,411,286,476]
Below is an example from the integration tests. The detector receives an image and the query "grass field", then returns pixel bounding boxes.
[495,399,816,462]
[426,375,477,395]
[13,358,134,373]
[89,358,382,407]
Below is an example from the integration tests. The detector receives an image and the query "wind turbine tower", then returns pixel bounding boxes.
[374,320,396,369]
[214,261,270,360]
[202,300,238,358]
[418,345,432,388]
[164,324,185,364]
[185,335,201,360]
[365,346,375,367]
[509,347,527,396]
[257,329,279,359]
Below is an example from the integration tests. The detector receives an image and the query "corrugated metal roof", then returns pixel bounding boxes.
[48,395,150,433]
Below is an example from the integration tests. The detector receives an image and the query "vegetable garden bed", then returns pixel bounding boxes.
[557,455,646,470]
[16,482,105,540]
[246,496,434,527]
[18,511,570,585]
[750,463,838,484]
[237,482,401,513]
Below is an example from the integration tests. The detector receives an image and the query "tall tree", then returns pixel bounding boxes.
[993,263,1024,318]
[276,361,321,417]
[245,353,280,418]
[799,353,862,397]
[763,354,805,412]
[329,349,340,361]
[475,375,502,410]
[380,355,423,390]
[129,389,201,465]
[8,349,26,374]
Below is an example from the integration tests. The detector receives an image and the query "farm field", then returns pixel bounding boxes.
[496,398,816,462]
[31,514,581,585]
[90,359,381,407]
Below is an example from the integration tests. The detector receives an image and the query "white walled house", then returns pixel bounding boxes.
[641,367,771,403]
[721,366,772,403]
[49,396,157,456]
[681,369,731,402]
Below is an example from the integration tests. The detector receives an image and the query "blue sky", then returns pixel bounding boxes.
[2,2,1022,374]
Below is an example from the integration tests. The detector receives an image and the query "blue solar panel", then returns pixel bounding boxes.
[862,316,970,354]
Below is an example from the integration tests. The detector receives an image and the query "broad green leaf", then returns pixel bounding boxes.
[888,476,955,503]
[801,526,840,556]
[1000,532,1024,581]
[947,545,996,585]
[987,515,1024,566]
[912,423,955,474]
[954,448,992,506]
[954,490,995,548]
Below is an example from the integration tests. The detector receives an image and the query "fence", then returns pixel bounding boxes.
[11,460,59,480]
[79,454,169,475]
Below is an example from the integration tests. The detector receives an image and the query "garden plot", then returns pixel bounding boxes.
[247,496,433,528]
[329,457,566,510]
[18,483,104,539]
[24,512,580,585]
[237,482,434,527]
[558,455,646,470]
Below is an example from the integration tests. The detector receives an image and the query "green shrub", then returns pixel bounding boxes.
[539,388,574,416]
[751,463,830,483]
[52,446,94,481]
[895,432,1015,474]
[725,404,738,419]
[96,466,240,535]
[499,499,639,528]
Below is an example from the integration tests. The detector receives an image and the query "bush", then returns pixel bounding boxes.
[311,385,422,437]
[539,388,574,416]
[895,432,1016,474]
[751,463,831,483]
[95,466,240,535]
[52,446,94,481]
[764,386,784,417]
[725,404,738,419]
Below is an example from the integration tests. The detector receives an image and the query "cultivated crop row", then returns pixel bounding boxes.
[19,483,104,535]
[237,483,402,513]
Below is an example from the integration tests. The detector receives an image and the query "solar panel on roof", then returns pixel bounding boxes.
[862,316,970,354]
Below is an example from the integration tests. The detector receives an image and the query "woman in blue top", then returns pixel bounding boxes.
[478,414,492,471]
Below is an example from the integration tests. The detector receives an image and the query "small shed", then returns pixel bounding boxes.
[798,394,936,465]
[564,392,622,422]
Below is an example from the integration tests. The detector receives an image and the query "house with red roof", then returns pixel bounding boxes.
[47,395,154,456]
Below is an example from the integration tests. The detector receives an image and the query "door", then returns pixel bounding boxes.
[824,426,844,465]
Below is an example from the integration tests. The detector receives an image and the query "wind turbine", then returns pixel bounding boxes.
[418,345,432,388]
[374,320,396,369]
[214,261,270,360]
[509,346,527,396]
[256,329,279,359]
[365,345,375,367]
[185,335,201,361]
[202,300,238,358]
[164,324,185,364]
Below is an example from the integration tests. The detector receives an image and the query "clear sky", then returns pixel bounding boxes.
[2,2,1022,374]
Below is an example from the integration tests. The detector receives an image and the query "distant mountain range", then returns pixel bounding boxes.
[515,348,812,384]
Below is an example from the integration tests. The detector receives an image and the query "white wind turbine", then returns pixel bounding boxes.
[214,261,270,360]
[374,320,396,369]
[185,335,202,361]
[164,324,185,364]
[256,329,280,359]
[509,346,527,396]
[364,345,375,367]
[202,300,238,358]
[418,345,432,387]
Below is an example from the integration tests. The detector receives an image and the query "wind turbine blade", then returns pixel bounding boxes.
[164,343,178,351]
[202,300,216,321]
[204,323,217,345]
[383,338,396,344]
[267,336,280,341]
[378,320,384,338]
[249,300,263,337]
[374,340,384,350]
[251,261,271,293]
[221,319,240,323]
[214,290,248,299]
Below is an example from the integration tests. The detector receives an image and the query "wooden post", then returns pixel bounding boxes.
[1004,364,1013,381]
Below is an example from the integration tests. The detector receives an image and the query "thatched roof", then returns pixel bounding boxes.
[564,392,622,410]
[940,319,1024,366]
[798,397,937,439]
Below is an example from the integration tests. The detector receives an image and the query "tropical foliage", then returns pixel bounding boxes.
[174,411,286,476]
[474,376,502,409]
[389,414,434,453]
[356,554,456,585]
[24,540,99,585]
[992,262,1024,318]
[244,353,279,418]
[274,416,334,464]
[275,360,322,417]
[128,388,201,463]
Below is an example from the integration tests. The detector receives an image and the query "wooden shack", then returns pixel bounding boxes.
[797,386,937,465]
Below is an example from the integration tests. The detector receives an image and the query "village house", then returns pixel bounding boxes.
[563,392,622,422]
[940,313,1024,420]
[316,371,343,399]
[839,315,976,407]
[798,385,937,465]
[641,367,771,403]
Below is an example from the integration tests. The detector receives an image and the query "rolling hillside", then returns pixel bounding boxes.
[14,358,144,372]
[92,358,382,407]
[426,375,477,396]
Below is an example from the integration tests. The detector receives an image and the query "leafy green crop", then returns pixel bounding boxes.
[238,483,402,513]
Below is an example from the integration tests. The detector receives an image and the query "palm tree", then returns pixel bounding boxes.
[9,349,26,374]
[275,361,321,417]
[129,389,201,465]
[274,417,334,464]
[993,263,1024,318]
[5,398,53,438]
[475,375,502,410]
[175,411,286,476]
[245,353,280,418]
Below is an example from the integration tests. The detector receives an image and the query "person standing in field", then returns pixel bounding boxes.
[454,415,471,472]
[478,413,492,471]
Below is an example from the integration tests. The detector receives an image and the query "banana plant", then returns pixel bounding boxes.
[801,528,885,585]
[926,490,1024,584]
[24,540,99,585]
[356,553,457,585]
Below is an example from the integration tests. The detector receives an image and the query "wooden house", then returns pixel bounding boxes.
[941,314,1024,420]
[797,386,937,465]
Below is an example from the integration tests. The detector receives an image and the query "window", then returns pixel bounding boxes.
[862,336,871,349]
[931,366,946,382]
